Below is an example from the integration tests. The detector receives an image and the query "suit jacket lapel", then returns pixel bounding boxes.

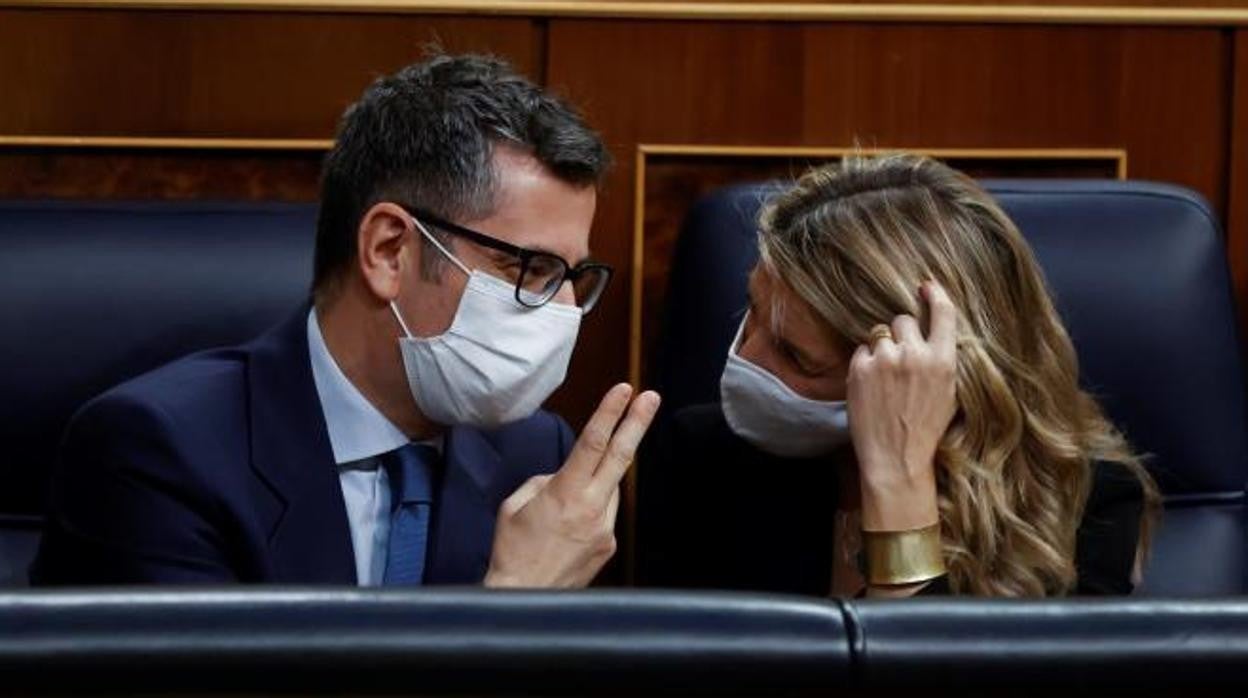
[425,426,505,584]
[245,304,357,584]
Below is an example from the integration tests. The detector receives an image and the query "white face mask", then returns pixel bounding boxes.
[719,315,851,458]
[390,218,582,429]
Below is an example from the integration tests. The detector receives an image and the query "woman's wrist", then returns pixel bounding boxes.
[858,458,939,531]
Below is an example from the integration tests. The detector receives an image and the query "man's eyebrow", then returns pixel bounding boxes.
[525,243,561,257]
[519,243,588,266]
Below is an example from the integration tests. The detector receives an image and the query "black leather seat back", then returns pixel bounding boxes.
[0,588,850,695]
[650,180,1248,595]
[3,589,1247,695]
[0,201,316,582]
[848,598,1248,692]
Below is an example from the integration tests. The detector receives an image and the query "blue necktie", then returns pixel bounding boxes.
[382,443,438,586]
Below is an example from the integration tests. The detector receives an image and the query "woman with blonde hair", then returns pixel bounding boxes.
[638,153,1159,597]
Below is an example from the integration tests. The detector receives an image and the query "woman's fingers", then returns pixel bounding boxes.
[923,281,958,356]
[862,282,958,365]
[891,314,923,346]
[867,324,894,355]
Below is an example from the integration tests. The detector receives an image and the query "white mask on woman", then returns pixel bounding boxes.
[390,218,581,429]
[719,315,851,457]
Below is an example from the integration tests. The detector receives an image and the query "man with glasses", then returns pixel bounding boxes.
[33,53,659,587]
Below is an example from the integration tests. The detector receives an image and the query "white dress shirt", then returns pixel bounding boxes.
[306,309,439,586]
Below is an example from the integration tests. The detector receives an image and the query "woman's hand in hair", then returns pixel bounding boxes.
[848,281,958,532]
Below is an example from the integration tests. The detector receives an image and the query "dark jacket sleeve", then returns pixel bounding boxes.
[1074,461,1145,595]
[636,406,755,589]
[31,395,239,585]
[635,409,707,588]
[553,412,576,464]
[636,405,839,594]
[913,576,951,596]
[914,461,1145,597]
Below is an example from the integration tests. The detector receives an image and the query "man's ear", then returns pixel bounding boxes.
[357,202,416,302]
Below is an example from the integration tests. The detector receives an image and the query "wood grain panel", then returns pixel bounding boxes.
[798,24,1229,212]
[9,2,1248,25]
[1229,30,1248,338]
[16,1,1248,8]
[0,148,324,200]
[545,0,1248,6]
[547,19,1231,425]
[544,20,810,429]
[0,8,540,137]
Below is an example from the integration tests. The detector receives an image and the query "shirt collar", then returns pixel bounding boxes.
[307,308,411,465]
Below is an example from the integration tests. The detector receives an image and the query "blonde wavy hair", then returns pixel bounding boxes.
[757,153,1160,596]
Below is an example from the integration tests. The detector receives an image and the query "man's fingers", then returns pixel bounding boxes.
[499,474,553,517]
[554,383,633,488]
[589,390,661,499]
[923,280,958,351]
[604,487,620,527]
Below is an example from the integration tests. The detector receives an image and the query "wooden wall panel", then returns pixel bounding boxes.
[548,20,1232,419]
[602,0,1248,6]
[521,0,1248,6]
[10,2,1248,17]
[0,8,540,137]
[545,21,812,427]
[0,147,324,200]
[796,24,1230,211]
[1230,30,1248,338]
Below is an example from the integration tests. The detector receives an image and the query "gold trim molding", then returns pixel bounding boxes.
[3,1,1248,27]
[0,135,334,150]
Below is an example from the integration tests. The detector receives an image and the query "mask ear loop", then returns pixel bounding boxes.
[390,215,476,339]
[411,216,472,277]
[389,301,415,339]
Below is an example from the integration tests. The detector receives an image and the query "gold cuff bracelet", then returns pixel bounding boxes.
[862,522,946,586]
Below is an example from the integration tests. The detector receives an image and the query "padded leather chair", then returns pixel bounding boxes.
[0,200,317,585]
[2,589,1247,694]
[847,598,1248,692]
[647,180,1248,595]
[0,588,850,695]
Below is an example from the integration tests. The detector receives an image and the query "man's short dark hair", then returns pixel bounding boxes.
[313,52,611,295]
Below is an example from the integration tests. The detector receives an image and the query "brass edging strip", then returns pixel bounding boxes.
[2,2,1248,27]
[0,135,334,150]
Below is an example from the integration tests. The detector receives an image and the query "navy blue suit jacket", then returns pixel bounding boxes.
[31,306,574,585]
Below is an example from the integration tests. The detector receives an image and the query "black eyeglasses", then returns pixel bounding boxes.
[403,207,613,315]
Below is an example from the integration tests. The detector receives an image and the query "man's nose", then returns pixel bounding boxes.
[555,279,577,307]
